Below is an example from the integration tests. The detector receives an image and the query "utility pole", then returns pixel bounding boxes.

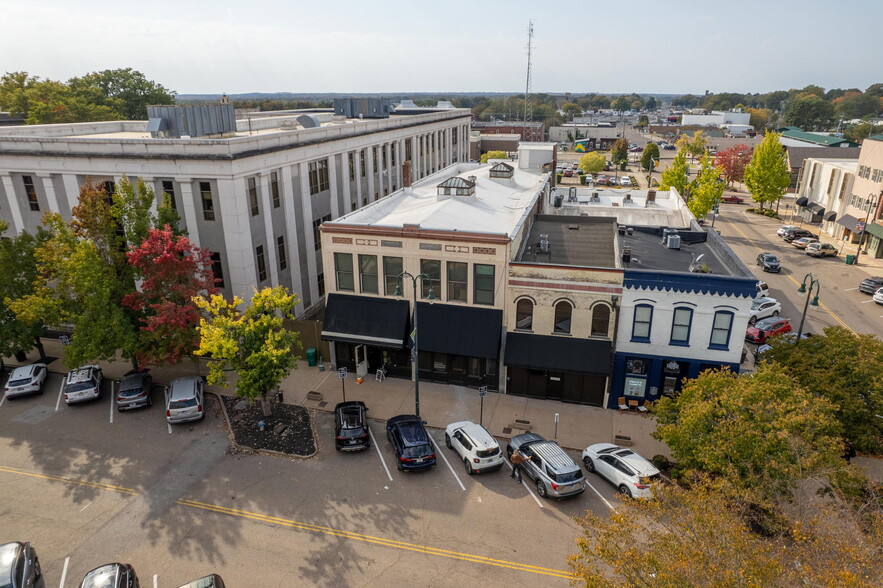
[522,21,534,133]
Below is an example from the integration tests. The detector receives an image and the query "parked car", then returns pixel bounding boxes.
[571,163,579,170]
[116,372,154,411]
[0,541,45,588]
[581,444,661,499]
[859,276,883,294]
[506,433,585,499]
[749,297,781,325]
[609,177,618,186]
[782,229,818,243]
[629,145,644,152]
[721,195,744,204]
[757,332,813,356]
[64,365,103,405]
[563,168,573,177]
[756,281,770,298]
[334,401,370,451]
[620,176,632,186]
[776,224,800,237]
[662,143,676,150]
[806,242,837,257]
[792,237,819,249]
[386,415,436,471]
[444,421,504,475]
[176,574,225,588]
[584,174,593,182]
[3,363,47,399]
[595,176,609,186]
[874,288,883,305]
[79,563,139,588]
[166,376,205,424]
[755,253,781,273]
[746,317,792,344]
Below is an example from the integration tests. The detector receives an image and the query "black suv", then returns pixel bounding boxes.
[334,401,370,451]
[386,415,436,471]
[755,252,781,273]
[783,229,818,243]
[80,563,139,588]
[0,542,44,588]
[859,276,883,294]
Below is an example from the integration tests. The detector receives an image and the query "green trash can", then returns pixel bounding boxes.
[306,347,317,367]
[846,254,856,265]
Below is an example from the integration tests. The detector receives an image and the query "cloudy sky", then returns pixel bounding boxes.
[2,0,879,96]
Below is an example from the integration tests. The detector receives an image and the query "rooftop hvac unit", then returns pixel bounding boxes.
[666,235,681,249]
[622,246,632,263]
[539,234,550,253]
[661,227,678,243]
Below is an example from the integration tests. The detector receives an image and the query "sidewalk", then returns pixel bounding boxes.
[5,337,670,457]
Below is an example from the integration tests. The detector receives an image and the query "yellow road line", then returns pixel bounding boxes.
[725,213,856,334]
[0,465,138,495]
[176,498,571,579]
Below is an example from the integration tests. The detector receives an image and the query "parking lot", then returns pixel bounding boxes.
[0,369,624,586]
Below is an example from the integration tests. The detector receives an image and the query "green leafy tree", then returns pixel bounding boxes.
[687,152,725,218]
[844,121,883,143]
[610,138,629,167]
[67,68,175,120]
[784,93,834,130]
[653,365,846,506]
[0,223,47,360]
[480,150,508,163]
[194,287,303,417]
[744,131,791,210]
[659,148,691,198]
[644,96,657,110]
[111,176,156,249]
[0,71,39,116]
[760,327,883,453]
[833,92,881,119]
[640,142,660,172]
[578,152,606,174]
[561,101,582,120]
[156,192,186,236]
[865,83,883,98]
[636,114,649,130]
[747,107,771,130]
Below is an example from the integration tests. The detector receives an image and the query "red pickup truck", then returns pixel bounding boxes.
[721,195,745,204]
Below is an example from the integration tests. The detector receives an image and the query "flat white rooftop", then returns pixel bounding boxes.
[551,186,693,227]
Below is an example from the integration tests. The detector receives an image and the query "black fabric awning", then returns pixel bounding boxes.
[823,210,837,222]
[807,202,825,214]
[795,196,809,206]
[837,214,861,231]
[415,302,502,359]
[322,293,410,348]
[504,332,612,375]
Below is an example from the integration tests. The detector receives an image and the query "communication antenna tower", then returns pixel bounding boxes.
[523,21,534,129]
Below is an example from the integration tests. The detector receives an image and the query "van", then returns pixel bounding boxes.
[506,433,585,499]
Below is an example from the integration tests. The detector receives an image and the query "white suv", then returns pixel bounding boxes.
[64,365,103,404]
[444,421,504,475]
[4,363,47,399]
[582,443,661,498]
[749,297,782,325]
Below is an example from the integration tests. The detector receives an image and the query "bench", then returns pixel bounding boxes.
[613,434,633,447]
[306,390,323,402]
[510,418,532,431]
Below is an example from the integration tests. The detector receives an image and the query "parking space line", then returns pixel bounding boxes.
[109,380,115,423]
[845,287,859,291]
[429,434,466,492]
[0,395,4,409]
[153,574,158,588]
[58,556,69,588]
[862,299,876,303]
[585,479,617,513]
[367,426,393,482]
[55,376,66,411]
[504,460,544,509]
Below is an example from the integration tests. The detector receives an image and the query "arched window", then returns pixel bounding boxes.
[515,299,533,330]
[591,304,611,337]
[554,301,572,334]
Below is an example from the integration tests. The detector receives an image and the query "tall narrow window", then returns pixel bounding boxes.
[670,307,693,345]
[360,150,366,177]
[210,252,224,288]
[473,264,495,305]
[516,299,533,330]
[308,159,330,194]
[255,245,267,282]
[420,259,441,299]
[359,254,378,294]
[632,305,653,341]
[22,175,39,211]
[447,261,468,302]
[348,153,355,181]
[591,304,611,337]
[248,177,259,216]
[200,182,215,221]
[334,253,354,291]
[270,172,280,208]
[161,180,177,210]
[554,301,572,334]
[276,235,287,271]
[312,214,331,251]
[318,272,325,297]
[383,256,403,295]
[710,311,734,349]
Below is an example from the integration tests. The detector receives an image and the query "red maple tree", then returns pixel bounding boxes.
[123,226,218,367]
[715,144,754,186]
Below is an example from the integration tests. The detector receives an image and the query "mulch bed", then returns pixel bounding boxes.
[221,396,316,457]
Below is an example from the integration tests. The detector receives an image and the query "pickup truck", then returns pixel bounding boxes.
[721,195,745,204]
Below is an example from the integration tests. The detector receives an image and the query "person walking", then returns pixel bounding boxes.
[510,448,531,482]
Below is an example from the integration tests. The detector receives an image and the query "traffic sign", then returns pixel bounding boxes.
[478,386,488,397]
[338,367,347,379]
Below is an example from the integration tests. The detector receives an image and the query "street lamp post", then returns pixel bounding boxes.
[796,273,820,345]
[394,272,435,418]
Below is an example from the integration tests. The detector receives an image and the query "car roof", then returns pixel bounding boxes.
[529,441,580,471]
[753,297,776,304]
[613,449,659,475]
[68,365,98,383]
[169,377,200,399]
[450,422,497,448]
[9,365,35,378]
[756,317,784,327]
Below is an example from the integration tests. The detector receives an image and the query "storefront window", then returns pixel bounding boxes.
[624,357,648,397]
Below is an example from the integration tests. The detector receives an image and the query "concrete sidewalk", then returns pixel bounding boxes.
[5,337,670,457]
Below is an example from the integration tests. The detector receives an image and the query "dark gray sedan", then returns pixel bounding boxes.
[0,542,45,588]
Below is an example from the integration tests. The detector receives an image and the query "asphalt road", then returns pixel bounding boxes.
[0,371,624,587]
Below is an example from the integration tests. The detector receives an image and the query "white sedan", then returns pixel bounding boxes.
[874,287,883,305]
[581,443,661,498]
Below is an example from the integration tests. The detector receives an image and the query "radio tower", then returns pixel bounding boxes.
[523,20,534,133]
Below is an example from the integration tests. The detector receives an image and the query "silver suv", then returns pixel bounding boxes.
[64,365,103,405]
[506,433,586,499]
[166,377,205,424]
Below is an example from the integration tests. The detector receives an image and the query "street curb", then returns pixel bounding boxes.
[211,391,319,460]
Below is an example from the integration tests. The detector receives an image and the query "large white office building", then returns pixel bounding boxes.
[0,102,471,314]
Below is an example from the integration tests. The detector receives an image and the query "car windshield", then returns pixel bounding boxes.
[169,398,198,409]
[0,543,18,588]
[751,300,764,310]
[765,256,779,263]
[67,380,96,392]
[755,320,777,330]
[339,408,363,429]
[7,377,31,387]
[551,469,583,484]
[119,386,145,397]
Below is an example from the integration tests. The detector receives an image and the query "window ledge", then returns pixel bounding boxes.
[668,341,690,347]
[630,337,651,344]
[707,344,730,351]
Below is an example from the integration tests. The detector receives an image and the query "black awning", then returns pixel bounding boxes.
[837,214,861,231]
[505,332,612,374]
[416,302,502,359]
[807,202,825,214]
[795,196,808,206]
[823,211,837,222]
[322,293,410,348]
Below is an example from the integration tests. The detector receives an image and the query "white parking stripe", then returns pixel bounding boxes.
[504,459,544,509]
[845,287,859,291]
[429,434,466,492]
[367,426,393,482]
[153,574,158,588]
[0,395,4,408]
[109,380,115,423]
[58,556,69,587]
[861,299,876,303]
[585,479,618,513]
[56,375,66,411]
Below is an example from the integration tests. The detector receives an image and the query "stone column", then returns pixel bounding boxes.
[281,165,306,315]
[0,174,24,232]
[177,180,201,247]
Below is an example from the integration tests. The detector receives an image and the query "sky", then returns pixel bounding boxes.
[2,0,881,96]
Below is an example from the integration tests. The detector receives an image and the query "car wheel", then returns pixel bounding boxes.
[445,433,452,449]
[335,444,341,452]
[618,485,633,498]
[536,480,547,498]
[396,459,404,472]
[583,457,595,472]
[465,459,474,475]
